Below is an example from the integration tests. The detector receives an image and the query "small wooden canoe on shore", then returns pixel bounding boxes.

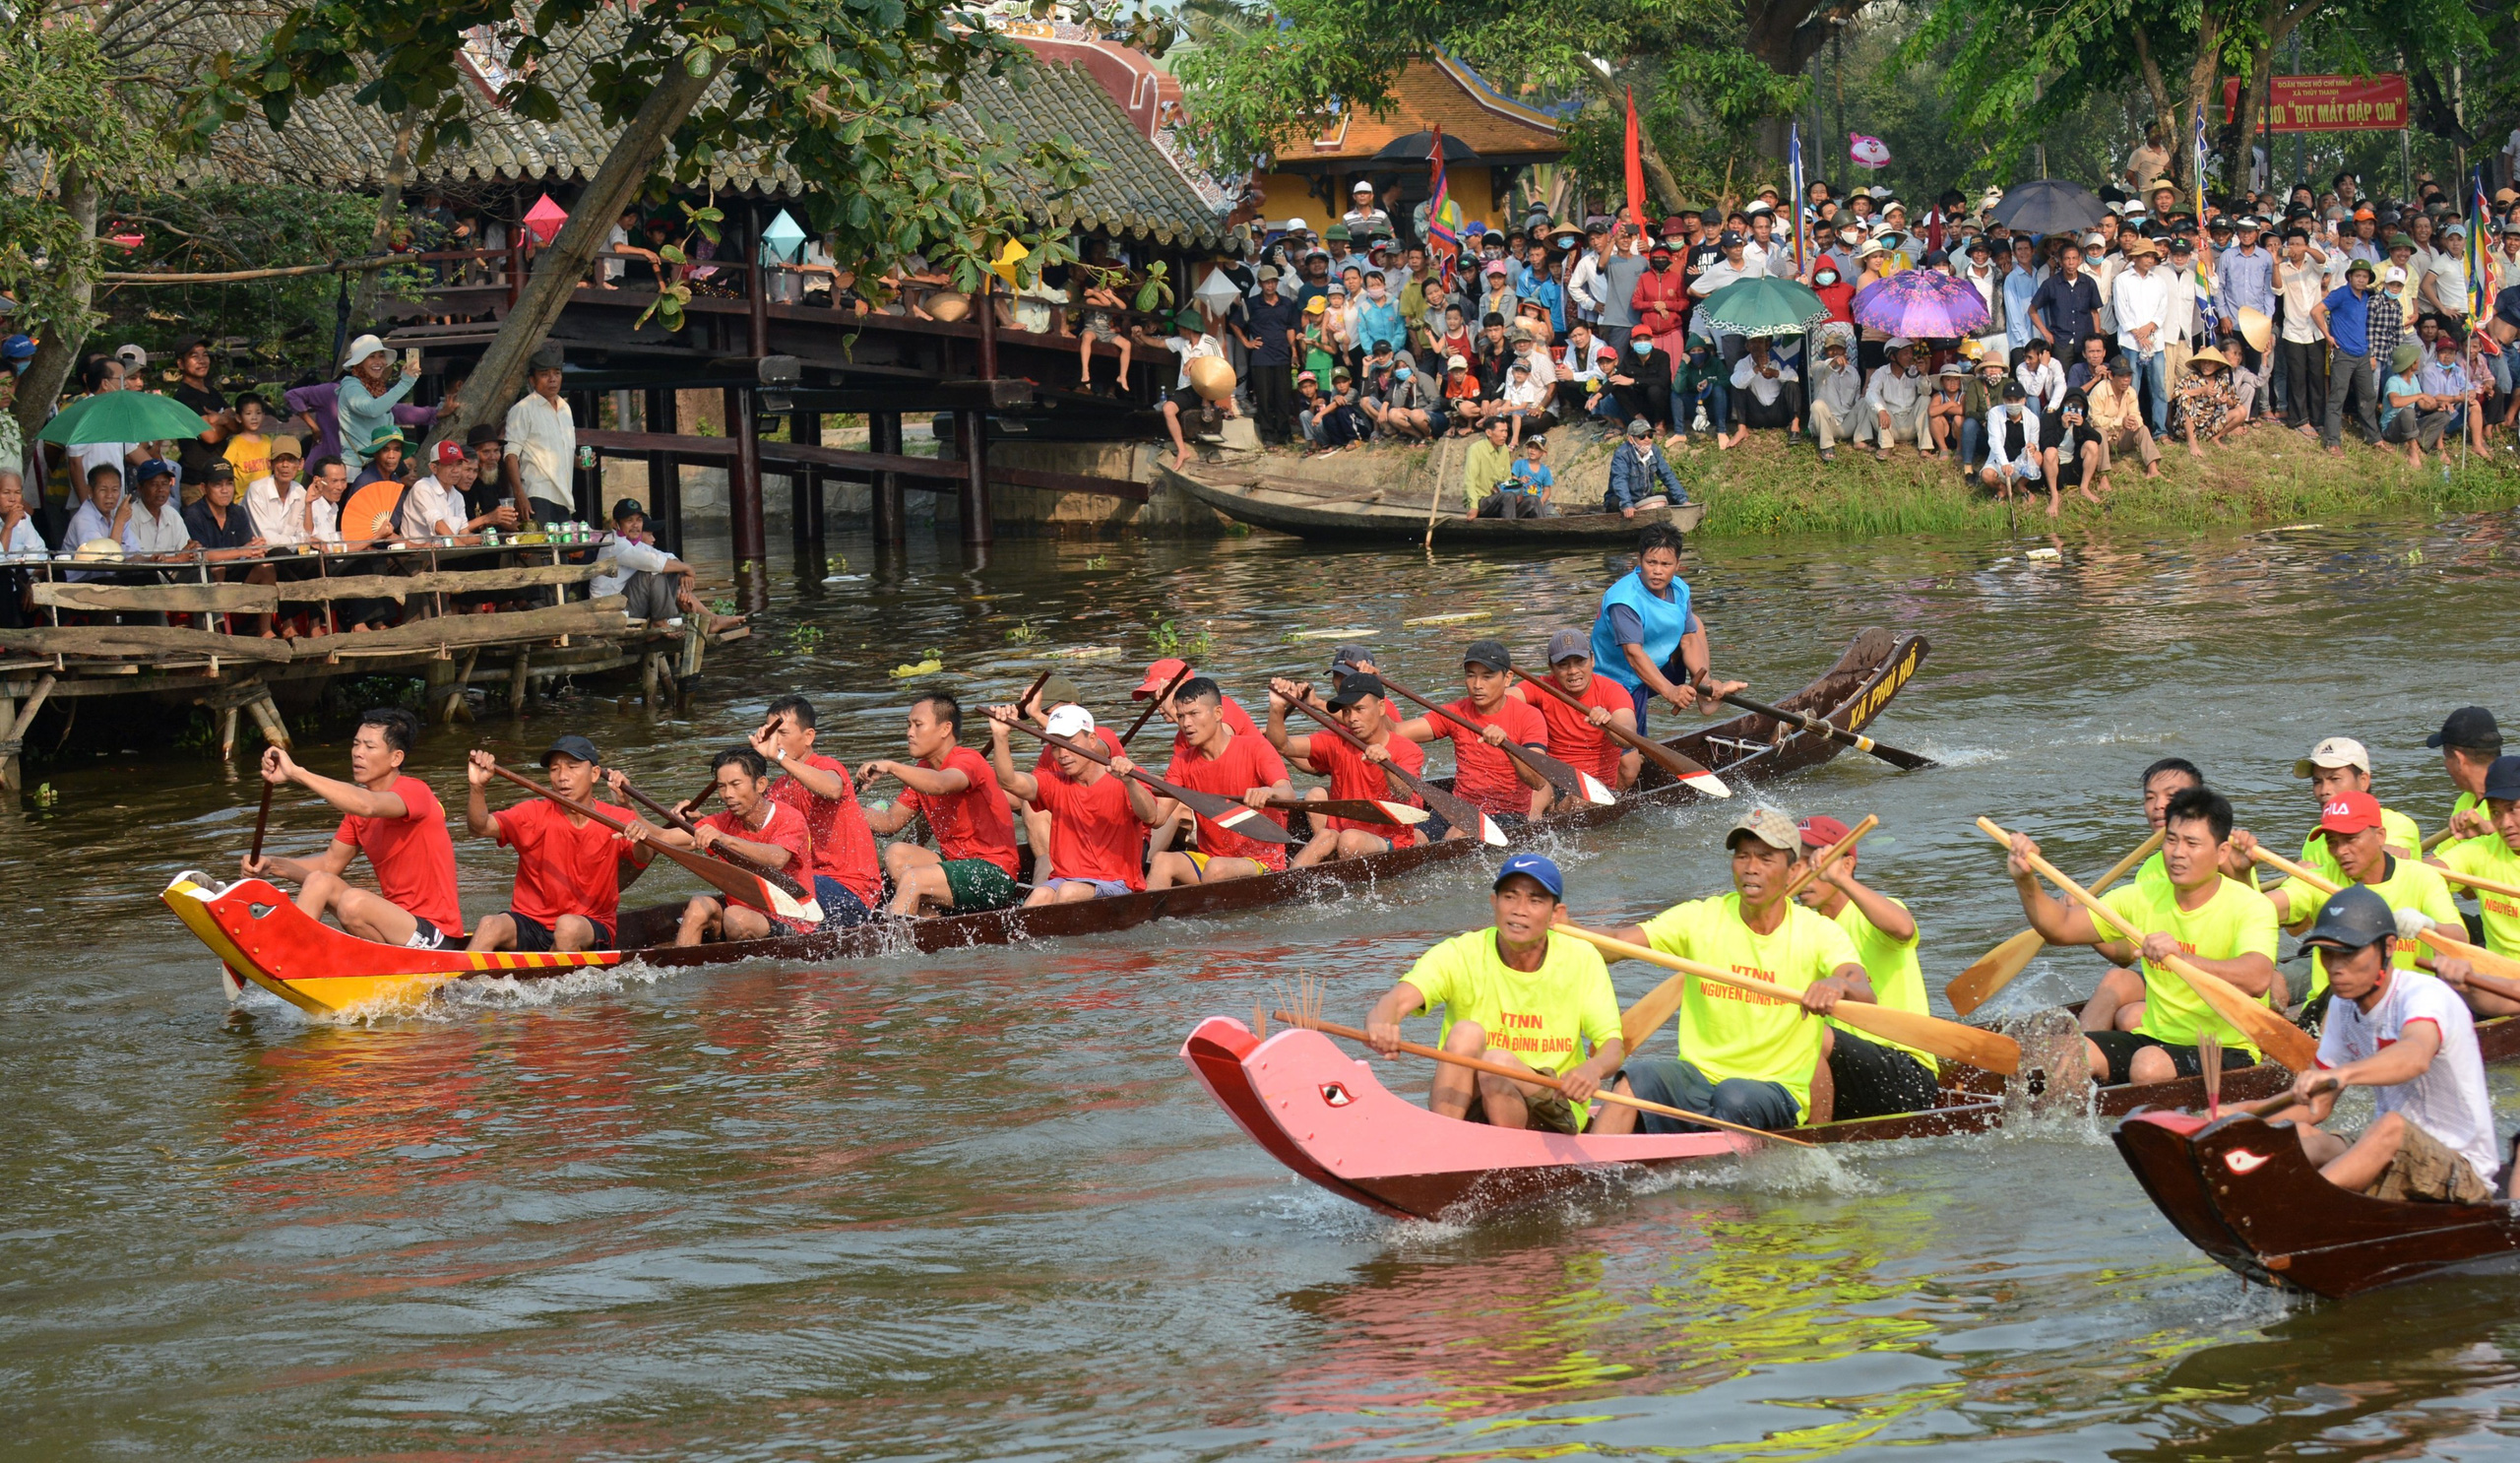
[1158,460,1705,543]
[2114,1109,2520,1300]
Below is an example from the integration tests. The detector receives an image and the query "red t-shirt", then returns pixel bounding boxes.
[1170,695,1263,756]
[494,796,629,930]
[335,775,464,936]
[698,798,815,922]
[899,744,1020,877]
[1298,730,1424,848]
[768,751,882,907]
[1164,729,1291,870]
[1434,695,1549,817]
[1515,675,1626,786]
[1035,767,1148,889]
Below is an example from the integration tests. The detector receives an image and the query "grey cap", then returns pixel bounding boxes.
[1545,629,1591,665]
[2300,883,2394,952]
[529,344,566,371]
[1328,643,1374,676]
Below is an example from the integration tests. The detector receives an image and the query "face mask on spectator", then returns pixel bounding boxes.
[1815,270,1838,286]
[1633,339,1654,354]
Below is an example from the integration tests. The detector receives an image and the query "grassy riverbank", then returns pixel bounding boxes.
[1688,425,2520,538]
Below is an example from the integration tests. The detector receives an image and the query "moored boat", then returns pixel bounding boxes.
[168,630,1925,1014]
[1158,459,1705,543]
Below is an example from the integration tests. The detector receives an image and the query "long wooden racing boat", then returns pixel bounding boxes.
[167,629,1926,1014]
[1158,461,1705,543]
[2115,1108,2520,1300]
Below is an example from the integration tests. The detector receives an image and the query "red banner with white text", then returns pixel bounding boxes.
[2263,74,2408,132]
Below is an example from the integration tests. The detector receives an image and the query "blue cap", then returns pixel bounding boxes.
[2483,755,2520,803]
[132,458,174,484]
[1493,853,1564,899]
[0,334,34,361]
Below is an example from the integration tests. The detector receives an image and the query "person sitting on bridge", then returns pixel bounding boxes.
[1133,308,1234,474]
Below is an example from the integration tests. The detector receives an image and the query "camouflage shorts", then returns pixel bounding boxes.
[1462,1064,1580,1134]
[2365,1118,2497,1205]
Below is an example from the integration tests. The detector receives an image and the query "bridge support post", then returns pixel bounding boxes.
[869,413,906,544]
[726,386,766,579]
[644,388,681,554]
[954,409,992,549]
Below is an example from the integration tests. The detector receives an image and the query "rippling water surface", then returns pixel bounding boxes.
[12,512,2520,1460]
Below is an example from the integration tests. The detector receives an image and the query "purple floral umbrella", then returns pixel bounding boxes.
[1852,269,1990,339]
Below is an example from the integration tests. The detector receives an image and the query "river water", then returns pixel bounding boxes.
[12,512,2520,1460]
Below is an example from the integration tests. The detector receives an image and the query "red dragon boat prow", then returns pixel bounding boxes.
[1179,1015,1754,1220]
[2113,1109,2520,1300]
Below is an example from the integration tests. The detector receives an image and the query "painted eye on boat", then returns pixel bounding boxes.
[1319,1082,1353,1108]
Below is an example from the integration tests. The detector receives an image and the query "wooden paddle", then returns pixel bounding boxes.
[1978,817,2316,1071]
[2240,1074,2338,1118]
[609,772,817,904]
[1276,1010,1818,1148]
[248,779,275,862]
[1564,922,2021,1076]
[1118,663,1190,747]
[1263,796,1429,828]
[2247,843,2520,986]
[1508,666,1732,798]
[1717,690,1937,772]
[2418,858,2520,905]
[1376,672,1615,806]
[487,762,823,923]
[990,712,1293,846]
[2199,1032,2223,1116]
[1610,815,1878,1053]
[1278,693,1505,847]
[1946,829,2166,1017]
[2424,824,2462,853]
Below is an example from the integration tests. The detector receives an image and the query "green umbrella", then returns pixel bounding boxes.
[1697,277,1834,339]
[37,391,212,446]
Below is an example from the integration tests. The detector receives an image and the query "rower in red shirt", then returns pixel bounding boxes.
[984,702,1163,904]
[1011,673,1123,882]
[1391,640,1553,821]
[1514,628,1640,791]
[239,708,465,948]
[861,691,1024,917]
[1136,656,1263,750]
[462,736,644,953]
[751,693,883,926]
[1266,670,1430,865]
[626,746,816,946]
[1148,677,1296,889]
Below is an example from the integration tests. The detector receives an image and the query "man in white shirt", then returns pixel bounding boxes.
[1741,208,1788,279]
[246,438,312,547]
[591,499,697,623]
[398,441,507,541]
[1805,335,1863,461]
[2271,885,2501,1204]
[1722,335,1799,446]
[500,348,577,526]
[2013,336,2066,413]
[2275,226,2333,432]
[1129,308,1234,472]
[2111,237,2174,434]
[304,457,349,548]
[1859,338,1930,459]
[120,460,195,558]
[2160,237,2203,385]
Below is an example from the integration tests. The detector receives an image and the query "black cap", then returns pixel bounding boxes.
[541,733,600,768]
[2485,755,2520,802]
[2427,706,2502,753]
[1326,672,1385,711]
[1464,638,1512,672]
[204,460,235,480]
[610,497,646,523]
[2300,883,2394,952]
[465,423,504,448]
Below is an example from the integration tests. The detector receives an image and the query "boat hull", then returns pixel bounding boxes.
[2114,1111,2520,1299]
[1159,462,1705,542]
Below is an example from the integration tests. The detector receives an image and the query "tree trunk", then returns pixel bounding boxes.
[2178,17,2225,197]
[1636,124,1690,216]
[2128,25,2180,185]
[13,160,96,450]
[2220,44,2273,201]
[349,110,419,326]
[430,58,716,447]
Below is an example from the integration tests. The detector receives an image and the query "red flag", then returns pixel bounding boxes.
[1624,88,1649,237]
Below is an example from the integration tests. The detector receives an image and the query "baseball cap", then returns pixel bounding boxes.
[2300,883,2394,952]
[1544,628,1590,665]
[0,334,33,361]
[433,440,467,466]
[269,436,303,461]
[132,458,173,484]
[1797,814,1852,849]
[2426,706,2502,752]
[203,460,235,481]
[1493,852,1564,900]
[1727,805,1801,852]
[541,733,600,768]
[2294,735,2371,778]
[2484,755,2520,802]
[1133,658,1190,698]
[609,497,646,523]
[1464,638,1512,672]
[2314,791,2385,838]
[1325,672,1385,711]
[1256,265,1281,282]
[1043,704,1096,739]
[1329,643,1374,676]
[114,343,148,368]
[1037,673,1083,708]
[1886,335,1913,351]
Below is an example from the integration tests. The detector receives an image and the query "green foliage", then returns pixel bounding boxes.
[0,16,166,340]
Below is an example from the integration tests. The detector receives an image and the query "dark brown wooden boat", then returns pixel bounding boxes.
[178,629,1927,1009]
[1158,460,1705,543]
[2115,1104,2520,1300]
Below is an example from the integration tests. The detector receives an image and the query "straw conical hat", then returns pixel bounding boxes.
[2185,347,2233,373]
[1186,356,1237,403]
[2233,306,2273,354]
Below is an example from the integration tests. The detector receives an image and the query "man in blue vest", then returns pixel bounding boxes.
[1588,521,1745,732]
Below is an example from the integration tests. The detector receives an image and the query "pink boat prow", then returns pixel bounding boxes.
[1179,1016,1753,1221]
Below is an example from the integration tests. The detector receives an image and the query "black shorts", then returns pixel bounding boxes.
[499,911,613,953]
[1166,386,1209,413]
[1827,1030,1941,1119]
[2087,1028,2253,1087]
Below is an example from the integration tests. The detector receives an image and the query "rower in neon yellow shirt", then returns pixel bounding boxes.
[1362,854,1623,1132]
[2240,791,2460,1003]
[2005,786,2279,1087]
[1792,812,1940,1122]
[2425,707,2501,843]
[1589,806,1874,1134]
[2428,752,2520,1018]
[2288,737,2421,886]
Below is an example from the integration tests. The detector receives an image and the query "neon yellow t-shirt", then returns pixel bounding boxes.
[2094,875,2280,1056]
[1824,896,1934,1070]
[1637,893,1860,1121]
[2298,807,2421,887]
[2437,833,2520,959]
[1402,927,1622,1130]
[2273,854,2462,997]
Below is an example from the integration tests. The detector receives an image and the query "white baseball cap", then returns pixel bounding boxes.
[1044,704,1097,738]
[2295,735,2371,777]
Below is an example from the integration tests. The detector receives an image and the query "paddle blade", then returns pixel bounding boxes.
[1207,803,1295,847]
[1579,772,1616,806]
[1675,767,1732,798]
[1836,1003,2020,1076]
[1944,927,2047,1016]
[1376,800,1431,827]
[1620,972,1685,1054]
[1478,813,1507,847]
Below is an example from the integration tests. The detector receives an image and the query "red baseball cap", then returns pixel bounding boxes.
[432,440,466,466]
[2315,791,2385,838]
[1133,657,1190,699]
[1797,814,1853,849]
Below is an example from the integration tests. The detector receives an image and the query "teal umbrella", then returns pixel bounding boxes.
[38,391,211,445]
[1697,277,1834,339]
